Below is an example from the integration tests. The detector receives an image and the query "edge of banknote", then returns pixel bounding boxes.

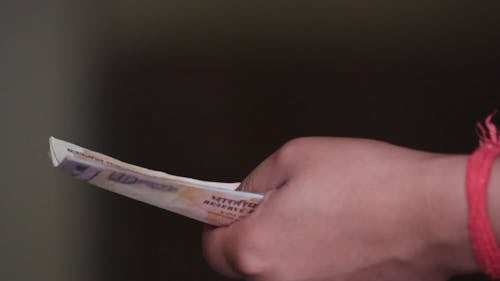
[49,137,244,192]
[49,136,264,226]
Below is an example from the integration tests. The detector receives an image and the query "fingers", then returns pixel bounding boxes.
[203,151,290,278]
[204,204,282,278]
[202,225,243,279]
[203,140,304,278]
[202,199,277,280]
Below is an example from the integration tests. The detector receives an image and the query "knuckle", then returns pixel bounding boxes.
[228,228,269,276]
[230,250,262,277]
[272,137,312,165]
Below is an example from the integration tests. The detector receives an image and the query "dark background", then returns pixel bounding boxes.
[1,1,499,280]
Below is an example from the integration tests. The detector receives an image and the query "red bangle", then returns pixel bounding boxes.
[467,113,500,278]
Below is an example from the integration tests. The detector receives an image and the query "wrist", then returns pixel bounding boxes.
[419,154,479,275]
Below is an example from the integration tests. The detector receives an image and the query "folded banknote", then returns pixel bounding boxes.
[49,137,264,226]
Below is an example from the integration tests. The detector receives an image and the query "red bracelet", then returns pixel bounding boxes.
[467,113,500,278]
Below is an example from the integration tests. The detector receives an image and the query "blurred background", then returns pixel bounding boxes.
[1,0,499,280]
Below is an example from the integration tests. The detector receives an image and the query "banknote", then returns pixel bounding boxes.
[49,137,264,226]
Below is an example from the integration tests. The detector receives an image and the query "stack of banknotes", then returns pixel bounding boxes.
[49,137,264,226]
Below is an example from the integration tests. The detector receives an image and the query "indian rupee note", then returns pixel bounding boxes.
[49,137,264,226]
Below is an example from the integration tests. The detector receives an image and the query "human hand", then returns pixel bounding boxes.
[203,137,479,281]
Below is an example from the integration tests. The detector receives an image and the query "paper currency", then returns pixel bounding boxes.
[49,137,264,226]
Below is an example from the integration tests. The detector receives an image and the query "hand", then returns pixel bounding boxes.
[203,137,479,281]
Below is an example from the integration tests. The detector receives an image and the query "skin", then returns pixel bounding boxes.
[202,137,500,281]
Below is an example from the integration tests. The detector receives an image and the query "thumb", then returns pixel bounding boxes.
[237,145,293,193]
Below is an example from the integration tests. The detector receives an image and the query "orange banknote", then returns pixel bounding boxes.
[49,137,263,226]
